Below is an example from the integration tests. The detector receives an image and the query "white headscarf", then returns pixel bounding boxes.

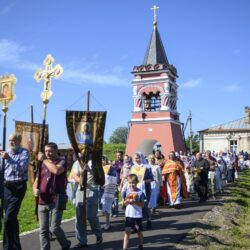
[136,152,148,164]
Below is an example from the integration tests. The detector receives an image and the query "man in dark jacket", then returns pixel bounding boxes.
[192,153,210,202]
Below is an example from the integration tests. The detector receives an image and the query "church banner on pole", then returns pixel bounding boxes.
[66,110,106,175]
[15,120,49,182]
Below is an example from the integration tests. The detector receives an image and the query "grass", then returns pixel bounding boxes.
[0,182,75,241]
[206,170,250,250]
[177,169,250,250]
[103,143,126,160]
[203,170,250,250]
[228,170,250,249]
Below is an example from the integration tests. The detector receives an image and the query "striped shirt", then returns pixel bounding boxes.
[2,147,30,182]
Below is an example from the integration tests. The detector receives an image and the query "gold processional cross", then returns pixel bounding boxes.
[34,54,63,104]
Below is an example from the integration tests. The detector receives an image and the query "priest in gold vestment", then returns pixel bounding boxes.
[162,151,188,208]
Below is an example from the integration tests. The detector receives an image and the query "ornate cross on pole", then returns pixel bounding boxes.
[34,54,63,105]
[151,5,160,27]
[34,54,63,220]
[0,73,17,228]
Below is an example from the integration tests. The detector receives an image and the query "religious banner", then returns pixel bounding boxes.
[15,120,49,183]
[0,74,16,106]
[66,111,107,185]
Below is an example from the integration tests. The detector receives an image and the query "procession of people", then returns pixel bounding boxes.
[0,137,249,250]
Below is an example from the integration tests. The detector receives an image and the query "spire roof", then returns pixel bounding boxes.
[143,24,169,66]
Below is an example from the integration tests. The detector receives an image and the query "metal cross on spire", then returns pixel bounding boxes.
[34,54,63,104]
[151,5,160,28]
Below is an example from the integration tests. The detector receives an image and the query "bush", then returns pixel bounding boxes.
[103,144,126,161]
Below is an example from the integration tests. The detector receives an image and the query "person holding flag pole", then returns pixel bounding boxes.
[0,74,30,250]
[32,55,71,250]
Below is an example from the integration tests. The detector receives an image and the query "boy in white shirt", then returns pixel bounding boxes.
[122,174,145,250]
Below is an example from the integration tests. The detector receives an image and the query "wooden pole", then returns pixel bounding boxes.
[82,90,90,224]
[35,102,47,221]
[31,105,34,124]
[87,90,90,112]
[189,112,193,155]
[0,109,7,228]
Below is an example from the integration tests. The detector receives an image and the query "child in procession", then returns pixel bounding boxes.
[122,174,145,250]
[101,157,117,230]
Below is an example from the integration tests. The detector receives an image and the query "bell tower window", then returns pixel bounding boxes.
[143,91,161,111]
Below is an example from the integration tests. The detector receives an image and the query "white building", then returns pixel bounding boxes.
[199,107,250,153]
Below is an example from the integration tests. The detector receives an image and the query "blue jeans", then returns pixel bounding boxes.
[38,204,70,250]
[3,181,26,250]
[75,189,102,245]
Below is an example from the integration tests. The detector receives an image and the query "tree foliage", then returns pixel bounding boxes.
[109,126,128,144]
[185,134,200,154]
[103,143,126,161]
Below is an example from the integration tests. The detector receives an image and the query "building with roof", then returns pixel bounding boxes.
[199,107,250,153]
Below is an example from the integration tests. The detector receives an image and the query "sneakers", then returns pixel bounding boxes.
[103,224,111,231]
[174,204,181,209]
[96,237,103,244]
[146,220,152,230]
[72,242,88,249]
[62,240,71,250]
[49,231,56,241]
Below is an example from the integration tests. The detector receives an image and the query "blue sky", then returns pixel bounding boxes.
[0,0,249,144]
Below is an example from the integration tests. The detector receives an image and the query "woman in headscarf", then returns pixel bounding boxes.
[147,154,162,214]
[130,152,154,229]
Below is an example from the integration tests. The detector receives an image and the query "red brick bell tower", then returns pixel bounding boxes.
[126,8,185,157]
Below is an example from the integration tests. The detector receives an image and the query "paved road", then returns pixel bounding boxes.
[0,198,220,250]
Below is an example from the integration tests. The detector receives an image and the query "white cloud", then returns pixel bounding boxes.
[180,78,201,89]
[0,39,38,70]
[0,39,128,87]
[62,68,128,87]
[0,39,24,62]
[223,83,240,92]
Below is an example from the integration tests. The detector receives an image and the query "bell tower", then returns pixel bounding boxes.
[126,6,185,157]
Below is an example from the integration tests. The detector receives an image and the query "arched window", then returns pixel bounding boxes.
[142,91,161,112]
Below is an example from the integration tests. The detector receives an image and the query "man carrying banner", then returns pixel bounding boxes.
[71,157,103,249]
[32,142,70,250]
[66,110,106,249]
[0,133,30,250]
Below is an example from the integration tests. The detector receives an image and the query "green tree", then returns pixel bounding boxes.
[103,144,126,161]
[109,126,128,144]
[185,134,200,154]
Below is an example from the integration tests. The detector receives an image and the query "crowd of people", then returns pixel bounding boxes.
[0,133,249,250]
[66,148,249,250]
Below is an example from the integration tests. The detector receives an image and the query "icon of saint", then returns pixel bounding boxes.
[1,84,10,99]
[76,122,93,145]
